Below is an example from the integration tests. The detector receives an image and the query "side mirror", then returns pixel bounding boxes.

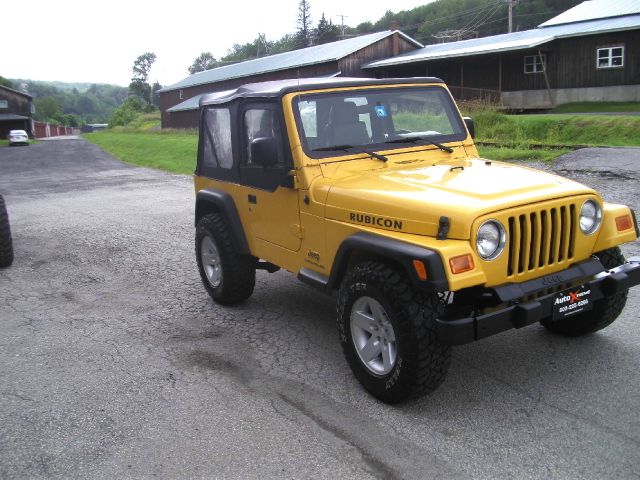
[462,117,475,139]
[251,137,279,167]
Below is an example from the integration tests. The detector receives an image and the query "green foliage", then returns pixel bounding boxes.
[477,146,570,162]
[315,13,340,45]
[472,112,640,148]
[83,130,198,174]
[0,75,13,88]
[550,102,640,113]
[189,52,218,74]
[297,0,312,47]
[350,0,582,43]
[109,98,153,127]
[129,52,157,104]
[11,78,128,124]
[33,96,61,121]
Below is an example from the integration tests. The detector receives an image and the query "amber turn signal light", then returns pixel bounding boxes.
[615,215,633,232]
[449,254,475,274]
[412,260,428,281]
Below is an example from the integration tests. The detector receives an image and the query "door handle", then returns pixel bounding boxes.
[248,194,257,204]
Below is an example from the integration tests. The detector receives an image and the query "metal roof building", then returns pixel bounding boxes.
[364,0,640,109]
[160,30,422,128]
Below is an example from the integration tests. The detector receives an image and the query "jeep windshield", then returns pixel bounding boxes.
[294,85,467,160]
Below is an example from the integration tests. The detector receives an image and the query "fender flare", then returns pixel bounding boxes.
[299,232,449,293]
[195,189,250,255]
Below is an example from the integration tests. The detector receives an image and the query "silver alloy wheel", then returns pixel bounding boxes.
[200,235,222,288]
[350,296,397,375]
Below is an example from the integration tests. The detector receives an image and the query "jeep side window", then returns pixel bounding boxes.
[201,108,233,170]
[243,109,284,167]
[238,105,291,191]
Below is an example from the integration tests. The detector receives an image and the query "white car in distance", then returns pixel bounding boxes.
[7,130,29,146]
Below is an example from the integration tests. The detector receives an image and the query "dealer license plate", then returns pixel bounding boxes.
[552,284,593,320]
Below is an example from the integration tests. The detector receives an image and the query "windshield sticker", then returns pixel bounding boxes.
[374,105,388,118]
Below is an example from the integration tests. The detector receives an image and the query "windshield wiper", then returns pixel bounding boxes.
[313,144,388,162]
[385,136,454,153]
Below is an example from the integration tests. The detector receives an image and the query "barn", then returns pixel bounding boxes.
[364,0,640,109]
[158,29,422,128]
[0,85,33,138]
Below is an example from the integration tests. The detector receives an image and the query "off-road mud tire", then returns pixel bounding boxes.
[0,195,14,268]
[196,213,255,305]
[337,261,452,404]
[541,247,628,337]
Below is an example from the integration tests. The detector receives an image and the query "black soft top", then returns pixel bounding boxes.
[199,77,445,107]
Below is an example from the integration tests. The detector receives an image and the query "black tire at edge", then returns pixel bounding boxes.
[195,213,256,306]
[0,195,14,268]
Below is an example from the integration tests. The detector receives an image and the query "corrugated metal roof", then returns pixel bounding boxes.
[166,93,210,113]
[158,31,421,93]
[168,71,344,112]
[539,0,640,27]
[365,14,640,67]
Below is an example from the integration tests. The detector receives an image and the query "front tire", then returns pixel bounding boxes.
[541,247,628,336]
[337,261,451,404]
[0,195,14,268]
[195,214,255,305]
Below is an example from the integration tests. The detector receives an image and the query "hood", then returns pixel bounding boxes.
[321,158,596,239]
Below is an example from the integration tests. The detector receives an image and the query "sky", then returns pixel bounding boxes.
[3,0,431,88]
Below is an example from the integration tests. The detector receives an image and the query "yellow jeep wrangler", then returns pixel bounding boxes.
[193,78,640,403]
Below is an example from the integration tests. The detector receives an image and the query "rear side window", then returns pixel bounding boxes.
[201,108,233,170]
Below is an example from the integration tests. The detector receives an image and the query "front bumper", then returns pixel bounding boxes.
[436,256,640,345]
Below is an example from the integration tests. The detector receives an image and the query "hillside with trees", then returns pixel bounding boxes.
[5,77,128,126]
[207,0,581,66]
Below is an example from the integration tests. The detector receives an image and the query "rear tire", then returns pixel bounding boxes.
[541,247,628,336]
[196,214,255,305]
[0,195,13,268]
[337,261,451,404]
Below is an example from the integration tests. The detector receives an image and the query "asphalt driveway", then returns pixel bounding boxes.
[0,139,639,479]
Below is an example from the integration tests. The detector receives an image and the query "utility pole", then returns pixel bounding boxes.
[336,14,348,39]
[507,0,518,33]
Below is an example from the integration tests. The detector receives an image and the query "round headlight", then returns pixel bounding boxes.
[477,220,506,260]
[579,200,602,235]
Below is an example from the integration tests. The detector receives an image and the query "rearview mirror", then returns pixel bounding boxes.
[462,117,475,139]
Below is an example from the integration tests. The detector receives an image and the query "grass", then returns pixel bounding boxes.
[550,101,640,113]
[463,107,640,161]
[84,130,198,174]
[126,112,161,130]
[476,145,570,162]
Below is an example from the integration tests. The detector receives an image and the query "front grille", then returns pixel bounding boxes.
[507,204,577,277]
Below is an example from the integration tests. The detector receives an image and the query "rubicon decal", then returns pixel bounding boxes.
[349,213,403,230]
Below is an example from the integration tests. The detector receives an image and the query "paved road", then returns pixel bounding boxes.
[0,140,639,479]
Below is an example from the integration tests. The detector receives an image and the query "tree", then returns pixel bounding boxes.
[296,0,312,47]
[33,97,61,121]
[0,76,13,89]
[188,52,218,74]
[129,52,157,105]
[315,13,340,45]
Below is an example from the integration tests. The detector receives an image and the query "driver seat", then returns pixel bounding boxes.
[324,102,370,146]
